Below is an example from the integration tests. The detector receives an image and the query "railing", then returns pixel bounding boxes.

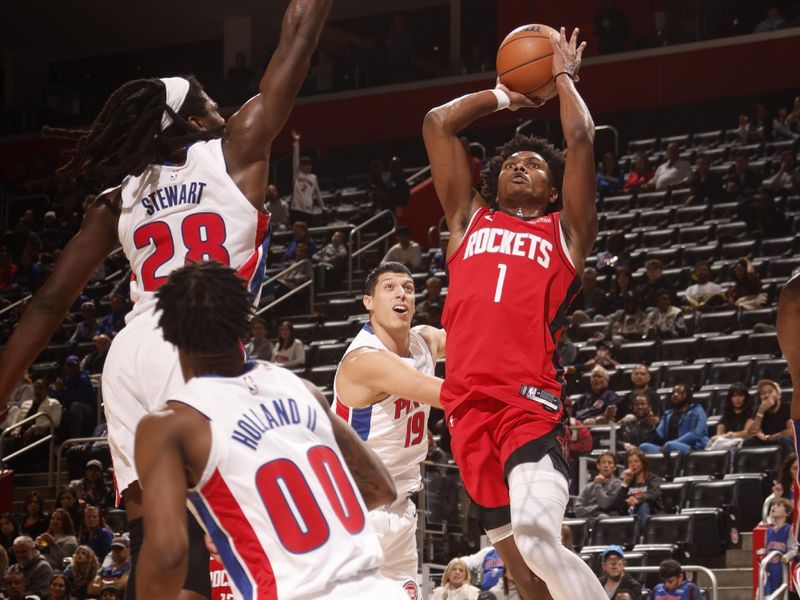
[757,550,789,600]
[419,460,470,569]
[346,210,397,293]
[1,194,50,231]
[575,422,620,491]
[596,124,620,158]
[55,436,108,491]
[762,493,777,524]
[406,165,431,188]
[255,259,315,316]
[625,565,719,600]
[421,562,447,599]
[0,411,57,486]
[270,222,356,245]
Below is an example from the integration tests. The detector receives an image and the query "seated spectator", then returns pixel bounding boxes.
[725,152,762,197]
[606,267,635,314]
[652,560,702,600]
[78,507,113,563]
[265,185,290,232]
[271,243,313,300]
[647,290,687,339]
[2,380,61,472]
[81,335,111,376]
[684,155,723,206]
[415,276,444,327]
[640,385,709,454]
[745,379,792,456]
[575,366,620,424]
[18,493,48,542]
[618,365,660,419]
[432,557,480,600]
[754,6,790,32]
[488,570,522,600]
[100,583,123,600]
[684,261,725,310]
[598,545,642,600]
[623,154,654,192]
[51,356,96,440]
[36,509,77,570]
[557,329,577,366]
[69,459,112,509]
[597,152,623,196]
[460,545,504,591]
[570,267,608,316]
[619,395,660,451]
[565,396,593,493]
[574,452,622,523]
[772,107,796,141]
[70,301,99,343]
[428,232,449,275]
[3,565,40,600]
[636,259,675,310]
[760,497,797,597]
[772,454,797,500]
[762,151,800,192]
[606,292,651,344]
[1,374,34,431]
[649,143,691,191]
[596,233,632,275]
[582,342,621,372]
[614,449,663,527]
[0,247,18,291]
[96,294,129,338]
[728,257,765,310]
[282,221,316,264]
[313,230,347,289]
[87,537,130,596]
[11,536,53,598]
[55,488,81,535]
[731,114,761,145]
[245,318,273,361]
[49,572,69,600]
[63,545,99,600]
[1,513,19,564]
[382,225,422,270]
[271,321,306,368]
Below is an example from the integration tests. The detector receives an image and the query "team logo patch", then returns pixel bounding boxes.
[402,580,419,599]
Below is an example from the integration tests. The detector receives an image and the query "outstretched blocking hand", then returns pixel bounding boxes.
[549,27,586,81]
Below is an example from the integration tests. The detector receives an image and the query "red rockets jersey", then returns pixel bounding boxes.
[441,207,581,424]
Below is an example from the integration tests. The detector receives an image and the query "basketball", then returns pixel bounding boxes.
[496,24,558,99]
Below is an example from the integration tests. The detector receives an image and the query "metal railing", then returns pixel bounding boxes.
[346,210,397,292]
[575,422,620,491]
[596,125,620,158]
[0,411,57,486]
[270,222,356,245]
[255,259,315,316]
[625,566,718,600]
[421,562,447,599]
[55,436,108,491]
[758,550,789,600]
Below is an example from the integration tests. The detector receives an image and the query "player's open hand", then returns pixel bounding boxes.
[549,27,586,81]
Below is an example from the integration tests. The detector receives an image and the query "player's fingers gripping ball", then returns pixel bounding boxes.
[497,24,559,104]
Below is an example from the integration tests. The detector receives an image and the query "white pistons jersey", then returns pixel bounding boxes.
[332,324,434,500]
[117,138,270,321]
[175,361,384,600]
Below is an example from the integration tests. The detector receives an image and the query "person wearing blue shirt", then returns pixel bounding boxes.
[51,356,96,438]
[639,385,708,454]
[652,559,703,600]
[96,294,130,338]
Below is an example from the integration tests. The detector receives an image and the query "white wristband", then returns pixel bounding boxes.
[491,88,510,112]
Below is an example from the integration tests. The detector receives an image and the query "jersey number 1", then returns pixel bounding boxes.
[494,263,508,303]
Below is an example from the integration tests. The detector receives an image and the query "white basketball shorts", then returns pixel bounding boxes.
[369,497,420,597]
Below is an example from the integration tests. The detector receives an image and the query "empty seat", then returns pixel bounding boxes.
[677,225,712,245]
[629,137,658,154]
[770,257,800,278]
[724,473,769,529]
[708,361,753,385]
[312,342,348,366]
[642,228,676,247]
[701,334,746,360]
[292,322,319,341]
[604,212,637,230]
[745,332,779,356]
[720,240,757,260]
[662,364,707,388]
[752,359,789,384]
[680,507,727,558]
[646,247,681,268]
[637,207,672,227]
[659,338,696,362]
[734,446,783,479]
[590,516,639,549]
[325,297,360,318]
[319,319,355,341]
[682,451,730,478]
[740,308,777,330]
[660,481,688,514]
[674,205,709,225]
[603,194,634,212]
[715,221,747,240]
[695,310,738,334]
[305,364,338,388]
[760,236,797,257]
[643,514,692,546]
[645,452,684,481]
[38,343,75,364]
[693,130,724,147]
[616,341,657,364]
[562,518,589,551]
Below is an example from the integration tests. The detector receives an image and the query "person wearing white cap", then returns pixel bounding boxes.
[0,1,333,599]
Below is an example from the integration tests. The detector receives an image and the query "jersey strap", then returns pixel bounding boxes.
[334,401,373,441]
[237,211,272,296]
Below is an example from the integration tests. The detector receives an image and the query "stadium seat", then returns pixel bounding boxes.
[739,308,777,330]
[325,297,360,319]
[694,310,738,334]
[745,332,779,356]
[577,546,606,575]
[661,134,690,150]
[688,480,736,509]
[28,362,61,381]
[672,475,714,497]
[760,236,797,257]
[604,212,637,231]
[680,507,728,559]
[628,137,658,154]
[700,334,746,360]
[720,240,757,260]
[644,452,684,481]
[616,341,657,364]
[319,319,355,341]
[660,481,688,514]
[770,257,800,278]
[708,202,739,221]
[692,130,724,147]
[632,544,688,588]
[435,357,445,378]
[752,359,789,385]
[681,451,730,478]
[603,194,634,212]
[724,473,769,529]
[676,225,712,245]
[674,206,709,226]
[715,221,747,240]
[312,342,348,366]
[590,516,640,549]
[637,207,671,227]
[702,146,728,164]
[734,446,783,480]
[38,343,74,363]
[575,322,608,342]
[708,361,753,385]
[292,322,319,342]
[659,338,696,362]
[642,514,692,547]
[305,364,338,388]
[661,363,707,388]
[562,518,589,551]
[642,228,676,247]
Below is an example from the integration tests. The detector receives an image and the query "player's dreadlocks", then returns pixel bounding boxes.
[156,262,253,355]
[43,75,224,190]
[481,133,566,212]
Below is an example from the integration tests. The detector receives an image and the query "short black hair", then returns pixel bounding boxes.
[364,262,413,295]
[481,133,565,210]
[658,559,683,580]
[300,156,313,166]
[156,262,252,354]
[396,225,411,236]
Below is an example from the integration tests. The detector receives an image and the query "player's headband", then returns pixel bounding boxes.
[159,77,191,131]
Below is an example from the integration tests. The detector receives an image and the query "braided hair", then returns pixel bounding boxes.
[481,133,565,211]
[44,75,224,189]
[156,262,252,355]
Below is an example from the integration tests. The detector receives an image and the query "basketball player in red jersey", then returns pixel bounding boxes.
[0,1,331,598]
[423,28,605,599]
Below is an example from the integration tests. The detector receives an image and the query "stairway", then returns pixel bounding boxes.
[694,532,754,600]
[11,470,68,513]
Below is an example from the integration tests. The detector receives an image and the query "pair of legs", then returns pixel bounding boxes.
[639,440,692,453]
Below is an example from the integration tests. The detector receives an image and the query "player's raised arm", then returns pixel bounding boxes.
[0,194,119,413]
[415,325,446,360]
[778,274,800,419]
[302,380,397,509]
[423,85,535,242]
[550,27,597,267]
[223,0,332,190]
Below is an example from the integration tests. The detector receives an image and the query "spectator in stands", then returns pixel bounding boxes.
[265,184,290,231]
[754,6,790,32]
[651,560,702,600]
[565,396,593,493]
[459,545,504,591]
[575,366,620,424]
[290,131,325,223]
[415,276,444,327]
[637,259,675,310]
[762,151,800,192]
[63,545,99,600]
[606,291,651,344]
[623,154,654,192]
[728,257,766,309]
[596,233,632,275]
[557,329,577,366]
[271,321,306,369]
[81,335,111,376]
[647,289,687,339]
[78,507,112,563]
[245,318,273,361]
[18,493,51,542]
[619,394,660,450]
[273,243,313,301]
[598,545,642,600]
[726,152,762,198]
[368,159,390,212]
[488,570,522,600]
[429,232,449,275]
[87,537,130,596]
[100,583,122,600]
[571,267,608,316]
[52,356,95,439]
[581,342,621,372]
[606,266,635,314]
[618,364,660,418]
[732,114,761,145]
[55,488,81,535]
[313,230,347,289]
[745,380,793,456]
[772,107,796,141]
[282,221,317,264]
[382,225,423,270]
[752,104,773,143]
[614,449,663,526]
[49,572,69,600]
[707,383,754,450]
[3,565,39,600]
[574,451,622,523]
[3,381,61,473]
[11,245,45,295]
[761,497,797,596]
[96,294,129,338]
[772,454,797,500]
[597,152,624,196]
[432,557,480,600]
[684,155,723,206]
[2,374,33,432]
[386,156,411,214]
[11,536,52,598]
[69,459,112,509]
[70,301,98,343]
[649,143,692,191]
[684,261,725,310]
[0,514,20,565]
[36,509,77,570]
[0,247,18,291]
[786,96,800,135]
[639,385,709,454]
